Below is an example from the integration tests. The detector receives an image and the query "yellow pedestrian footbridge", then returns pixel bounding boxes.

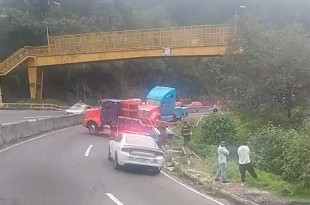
[0,24,232,101]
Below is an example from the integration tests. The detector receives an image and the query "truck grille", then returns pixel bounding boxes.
[138,110,148,118]
[129,152,156,158]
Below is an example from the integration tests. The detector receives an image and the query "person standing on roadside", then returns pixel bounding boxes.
[215,141,230,183]
[181,121,192,146]
[158,122,167,149]
[238,141,257,184]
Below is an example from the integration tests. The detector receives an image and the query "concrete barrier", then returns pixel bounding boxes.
[0,114,84,146]
[69,114,83,126]
[45,117,57,131]
[18,120,40,139]
[36,118,50,132]
[58,115,72,128]
[0,122,23,144]
[51,116,64,129]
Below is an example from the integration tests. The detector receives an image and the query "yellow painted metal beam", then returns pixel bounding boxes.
[35,46,227,67]
[0,24,232,76]
[0,48,33,76]
[28,59,43,100]
[0,24,232,101]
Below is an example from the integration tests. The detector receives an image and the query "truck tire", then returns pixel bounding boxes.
[88,122,99,135]
[108,146,113,161]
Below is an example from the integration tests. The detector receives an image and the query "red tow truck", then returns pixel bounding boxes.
[83,99,175,142]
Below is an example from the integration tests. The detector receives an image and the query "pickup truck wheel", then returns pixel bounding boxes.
[88,123,99,135]
[108,146,113,161]
[114,152,122,170]
[152,167,161,175]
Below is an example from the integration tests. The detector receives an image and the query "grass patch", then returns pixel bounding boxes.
[174,115,310,203]
[190,143,310,202]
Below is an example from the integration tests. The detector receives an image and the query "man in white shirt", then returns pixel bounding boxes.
[238,141,257,183]
[215,141,230,183]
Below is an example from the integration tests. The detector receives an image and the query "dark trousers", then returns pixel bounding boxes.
[158,134,167,149]
[239,163,257,183]
[183,134,190,146]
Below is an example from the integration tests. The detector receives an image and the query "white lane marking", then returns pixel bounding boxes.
[161,171,226,205]
[0,126,78,154]
[84,145,93,157]
[106,193,124,205]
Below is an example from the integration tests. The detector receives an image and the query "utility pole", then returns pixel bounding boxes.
[83,83,86,103]
[0,78,3,106]
[234,11,238,33]
[235,6,246,33]
[47,26,50,54]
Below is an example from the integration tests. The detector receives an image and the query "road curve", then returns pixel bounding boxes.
[0,126,232,205]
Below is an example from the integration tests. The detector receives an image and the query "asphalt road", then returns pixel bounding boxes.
[0,110,64,124]
[0,126,232,205]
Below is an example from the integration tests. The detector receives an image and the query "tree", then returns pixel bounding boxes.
[0,0,309,104]
[222,20,310,127]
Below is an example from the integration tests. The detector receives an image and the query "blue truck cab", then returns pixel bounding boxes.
[146,86,188,122]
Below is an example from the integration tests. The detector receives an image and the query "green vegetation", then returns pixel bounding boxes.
[183,115,310,202]
[250,125,310,187]
[201,151,310,201]
[223,21,310,130]
[0,0,309,200]
[0,0,309,108]
[199,114,237,144]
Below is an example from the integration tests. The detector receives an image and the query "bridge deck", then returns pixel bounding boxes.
[0,24,232,76]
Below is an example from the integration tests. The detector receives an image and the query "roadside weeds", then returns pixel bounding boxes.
[170,113,310,205]
[163,146,301,205]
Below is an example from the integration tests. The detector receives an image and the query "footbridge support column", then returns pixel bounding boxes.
[28,60,43,101]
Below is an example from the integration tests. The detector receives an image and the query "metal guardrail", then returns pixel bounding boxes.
[0,103,69,111]
[0,24,232,75]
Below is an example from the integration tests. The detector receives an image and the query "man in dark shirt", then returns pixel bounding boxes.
[158,122,167,149]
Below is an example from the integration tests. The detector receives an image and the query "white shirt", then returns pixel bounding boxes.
[218,145,229,164]
[238,145,251,165]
